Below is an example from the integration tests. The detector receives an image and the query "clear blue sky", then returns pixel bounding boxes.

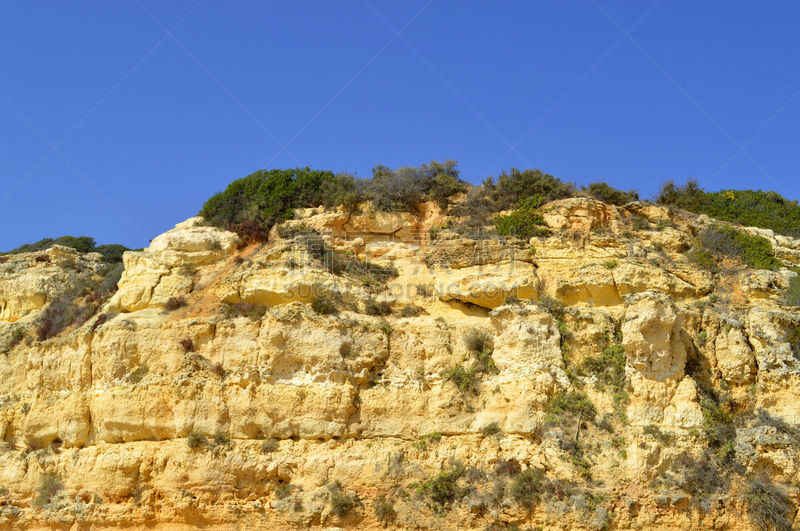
[2,1,799,250]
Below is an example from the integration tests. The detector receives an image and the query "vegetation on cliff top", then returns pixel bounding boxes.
[658,179,800,237]
[1,236,130,263]
[199,161,800,251]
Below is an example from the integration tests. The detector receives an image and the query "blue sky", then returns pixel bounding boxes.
[1,1,799,250]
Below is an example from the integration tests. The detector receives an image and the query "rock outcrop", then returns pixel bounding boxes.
[0,197,798,529]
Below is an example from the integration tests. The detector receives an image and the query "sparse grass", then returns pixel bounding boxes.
[187,432,207,449]
[311,295,337,315]
[578,338,626,423]
[214,430,230,446]
[480,422,501,437]
[643,424,669,442]
[373,496,396,525]
[700,394,735,449]
[220,302,267,320]
[164,296,186,311]
[364,298,392,316]
[300,233,398,284]
[274,483,296,500]
[399,304,424,317]
[602,259,618,269]
[538,295,563,314]
[743,479,794,531]
[328,480,358,517]
[414,431,442,450]
[464,328,493,354]
[34,473,63,507]
[697,330,708,347]
[261,438,279,453]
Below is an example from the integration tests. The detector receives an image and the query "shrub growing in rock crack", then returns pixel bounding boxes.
[364,298,392,316]
[328,480,358,517]
[261,439,278,453]
[410,462,467,513]
[187,432,207,449]
[373,495,396,525]
[311,295,337,315]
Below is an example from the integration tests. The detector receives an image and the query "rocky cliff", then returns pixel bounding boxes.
[0,198,799,529]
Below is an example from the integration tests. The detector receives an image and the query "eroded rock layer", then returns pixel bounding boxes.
[0,198,798,529]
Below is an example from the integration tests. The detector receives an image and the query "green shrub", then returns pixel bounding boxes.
[214,430,230,446]
[509,468,545,508]
[689,226,781,271]
[687,248,718,272]
[1,236,130,263]
[199,167,339,241]
[700,394,735,449]
[785,275,800,306]
[399,304,424,317]
[368,160,465,211]
[445,329,498,393]
[480,422,501,437]
[187,432,207,449]
[464,328,493,354]
[580,342,626,395]
[788,328,800,361]
[364,298,392,316]
[411,463,467,512]
[602,259,618,269]
[658,180,800,238]
[444,365,478,393]
[94,244,129,263]
[545,391,597,425]
[373,496,396,524]
[311,295,337,315]
[220,302,267,320]
[631,215,651,231]
[319,173,368,212]
[328,480,358,517]
[415,431,443,450]
[582,182,638,205]
[743,480,794,531]
[486,168,576,211]
[494,195,550,239]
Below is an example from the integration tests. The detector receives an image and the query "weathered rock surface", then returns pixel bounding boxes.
[0,198,798,529]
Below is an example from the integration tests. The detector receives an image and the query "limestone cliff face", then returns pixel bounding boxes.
[0,198,798,529]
